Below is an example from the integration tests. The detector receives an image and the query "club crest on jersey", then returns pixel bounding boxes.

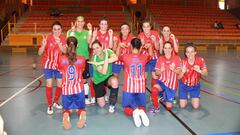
[61,59,69,64]
[166,60,171,64]
[132,57,140,63]
[75,59,83,64]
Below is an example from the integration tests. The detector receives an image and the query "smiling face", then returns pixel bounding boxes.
[99,20,108,31]
[162,26,171,37]
[163,42,173,57]
[92,42,103,56]
[185,46,196,60]
[142,22,151,35]
[121,24,130,37]
[76,16,85,28]
[52,24,62,37]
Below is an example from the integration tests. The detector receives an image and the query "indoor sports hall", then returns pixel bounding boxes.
[0,0,240,135]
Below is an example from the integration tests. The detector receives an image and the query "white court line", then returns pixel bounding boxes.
[0,74,44,108]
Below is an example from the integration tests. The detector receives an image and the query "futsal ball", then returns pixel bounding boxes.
[32,64,37,69]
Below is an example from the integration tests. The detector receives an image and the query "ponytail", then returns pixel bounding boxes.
[66,36,78,65]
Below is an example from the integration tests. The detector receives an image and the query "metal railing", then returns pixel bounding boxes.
[8,22,38,34]
[1,22,9,42]
[0,14,16,44]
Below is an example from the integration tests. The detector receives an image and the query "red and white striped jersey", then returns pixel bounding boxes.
[58,55,86,95]
[181,56,207,86]
[96,31,110,49]
[41,34,66,70]
[138,30,159,60]
[155,55,181,90]
[114,33,134,65]
[120,54,151,93]
[160,36,179,55]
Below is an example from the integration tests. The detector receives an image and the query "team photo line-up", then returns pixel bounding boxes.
[38,15,208,129]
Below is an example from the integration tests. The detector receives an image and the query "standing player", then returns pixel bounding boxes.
[90,17,114,49]
[120,38,152,127]
[138,20,159,87]
[159,26,180,104]
[159,26,179,55]
[90,17,114,103]
[149,41,181,114]
[67,16,93,105]
[89,40,119,113]
[112,23,134,78]
[58,37,87,130]
[178,43,208,109]
[38,21,66,115]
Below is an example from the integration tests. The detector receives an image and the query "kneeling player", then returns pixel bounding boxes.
[58,37,87,130]
[120,38,152,127]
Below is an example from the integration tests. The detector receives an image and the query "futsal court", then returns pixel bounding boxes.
[0,49,239,135]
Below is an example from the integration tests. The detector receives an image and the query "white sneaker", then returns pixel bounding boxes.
[90,97,96,104]
[53,102,63,109]
[133,109,141,127]
[104,96,109,103]
[85,98,91,105]
[138,109,150,127]
[47,106,53,115]
[108,105,115,113]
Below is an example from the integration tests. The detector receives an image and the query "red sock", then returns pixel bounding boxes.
[77,109,86,116]
[151,78,157,87]
[63,109,71,116]
[90,80,95,97]
[54,87,62,103]
[138,106,146,112]
[45,86,52,106]
[124,107,133,116]
[151,86,159,108]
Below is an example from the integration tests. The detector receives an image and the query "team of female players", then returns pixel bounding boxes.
[39,16,208,130]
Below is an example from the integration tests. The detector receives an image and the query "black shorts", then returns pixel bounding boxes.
[93,76,112,98]
[82,59,90,79]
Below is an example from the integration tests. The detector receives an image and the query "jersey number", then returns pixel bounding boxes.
[130,64,142,77]
[68,65,76,80]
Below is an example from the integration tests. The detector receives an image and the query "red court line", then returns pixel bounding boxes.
[201,77,240,104]
[201,89,240,104]
[25,79,42,94]
[201,77,240,91]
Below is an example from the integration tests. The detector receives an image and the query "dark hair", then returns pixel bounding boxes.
[99,16,108,23]
[131,38,142,50]
[66,36,78,65]
[161,25,171,31]
[184,43,197,57]
[142,19,151,26]
[142,19,153,30]
[91,39,102,47]
[51,21,62,28]
[162,41,173,55]
[120,22,130,42]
